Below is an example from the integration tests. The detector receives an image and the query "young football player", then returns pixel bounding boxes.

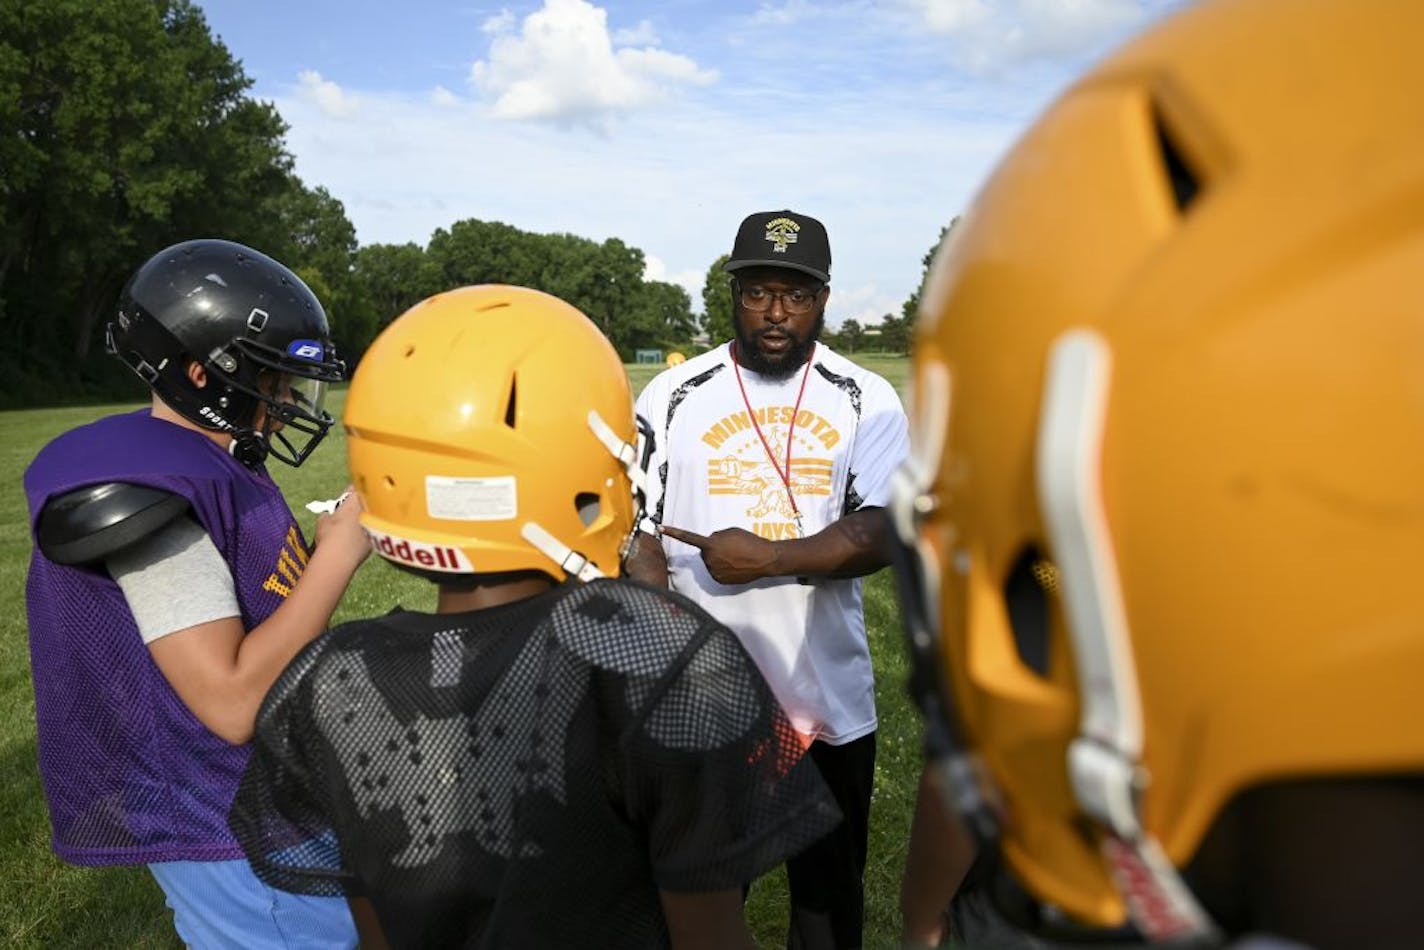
[24,239,369,947]
[892,0,1424,947]
[229,285,841,949]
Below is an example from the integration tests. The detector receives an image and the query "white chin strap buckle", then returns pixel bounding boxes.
[588,410,646,493]
[515,411,641,584]
[521,522,604,583]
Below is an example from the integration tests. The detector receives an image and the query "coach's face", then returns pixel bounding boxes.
[731,266,828,378]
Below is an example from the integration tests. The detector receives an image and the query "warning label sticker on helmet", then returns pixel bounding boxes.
[426,475,518,521]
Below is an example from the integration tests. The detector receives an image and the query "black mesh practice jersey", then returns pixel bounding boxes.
[230,579,841,948]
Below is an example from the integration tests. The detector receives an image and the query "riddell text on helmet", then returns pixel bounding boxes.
[367,529,472,572]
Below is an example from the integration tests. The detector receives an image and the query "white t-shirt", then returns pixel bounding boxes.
[635,342,909,744]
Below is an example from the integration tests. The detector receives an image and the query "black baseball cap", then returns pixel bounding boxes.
[723,210,831,283]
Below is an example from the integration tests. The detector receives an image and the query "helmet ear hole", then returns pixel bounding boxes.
[504,375,518,428]
[1152,104,1202,212]
[574,492,600,527]
[1004,545,1055,677]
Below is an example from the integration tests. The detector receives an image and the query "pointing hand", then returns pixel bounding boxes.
[659,524,779,585]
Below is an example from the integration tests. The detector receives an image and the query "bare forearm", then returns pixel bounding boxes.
[151,544,365,743]
[659,889,756,950]
[233,546,364,689]
[769,507,891,580]
[658,508,892,586]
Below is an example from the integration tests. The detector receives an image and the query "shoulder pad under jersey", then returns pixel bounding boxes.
[36,482,192,566]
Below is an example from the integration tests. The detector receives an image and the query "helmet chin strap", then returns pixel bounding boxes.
[229,431,269,468]
[521,522,605,583]
[1038,330,1218,944]
[520,412,643,583]
[586,410,646,493]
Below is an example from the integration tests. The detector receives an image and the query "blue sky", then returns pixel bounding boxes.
[198,0,1185,326]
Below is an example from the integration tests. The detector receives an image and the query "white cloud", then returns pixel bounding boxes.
[469,0,717,126]
[915,0,992,33]
[482,10,515,34]
[296,70,360,118]
[205,0,1185,341]
[751,0,823,27]
[267,80,1009,327]
[1009,0,1146,57]
[830,282,902,331]
[611,19,659,47]
[617,47,715,85]
[897,0,1156,72]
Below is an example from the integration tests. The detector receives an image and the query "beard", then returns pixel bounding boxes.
[733,311,825,379]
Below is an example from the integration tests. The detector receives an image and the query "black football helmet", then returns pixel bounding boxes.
[106,239,346,467]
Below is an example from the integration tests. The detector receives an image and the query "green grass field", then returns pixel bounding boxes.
[0,356,921,948]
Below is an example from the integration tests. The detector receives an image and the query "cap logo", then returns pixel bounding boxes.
[764,217,801,254]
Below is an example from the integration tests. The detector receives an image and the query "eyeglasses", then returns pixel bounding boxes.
[736,283,823,315]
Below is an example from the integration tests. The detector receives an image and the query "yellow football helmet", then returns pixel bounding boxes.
[346,285,644,582]
[893,0,1424,942]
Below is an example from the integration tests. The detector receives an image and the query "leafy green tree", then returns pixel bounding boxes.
[427,218,541,288]
[901,217,960,328]
[878,313,910,355]
[279,184,356,285]
[424,219,687,359]
[700,254,733,345]
[536,232,645,356]
[582,237,648,352]
[839,318,865,353]
[631,280,696,351]
[0,0,305,405]
[349,242,438,332]
[275,181,374,359]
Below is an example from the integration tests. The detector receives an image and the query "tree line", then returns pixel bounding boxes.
[0,0,942,410]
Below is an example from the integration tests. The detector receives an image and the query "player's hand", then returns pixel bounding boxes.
[313,486,371,571]
[659,525,778,585]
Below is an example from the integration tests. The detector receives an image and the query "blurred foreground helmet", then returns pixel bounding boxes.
[107,239,344,467]
[346,285,645,583]
[891,0,1424,944]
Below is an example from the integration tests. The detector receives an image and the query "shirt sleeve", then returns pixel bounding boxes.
[846,374,910,511]
[620,619,842,892]
[107,517,241,643]
[634,379,668,536]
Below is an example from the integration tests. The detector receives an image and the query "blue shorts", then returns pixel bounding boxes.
[148,859,357,949]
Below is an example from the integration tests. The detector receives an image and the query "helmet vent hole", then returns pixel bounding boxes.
[504,375,518,428]
[383,475,396,488]
[403,344,416,358]
[574,492,600,527]
[1004,545,1057,677]
[1152,105,1200,212]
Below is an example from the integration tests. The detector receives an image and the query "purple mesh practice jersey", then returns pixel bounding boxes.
[231,580,841,949]
[24,411,309,865]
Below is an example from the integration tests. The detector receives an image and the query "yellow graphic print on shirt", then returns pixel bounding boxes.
[702,406,841,540]
[261,525,308,598]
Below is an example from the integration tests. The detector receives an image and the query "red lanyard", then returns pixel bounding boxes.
[731,343,816,536]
